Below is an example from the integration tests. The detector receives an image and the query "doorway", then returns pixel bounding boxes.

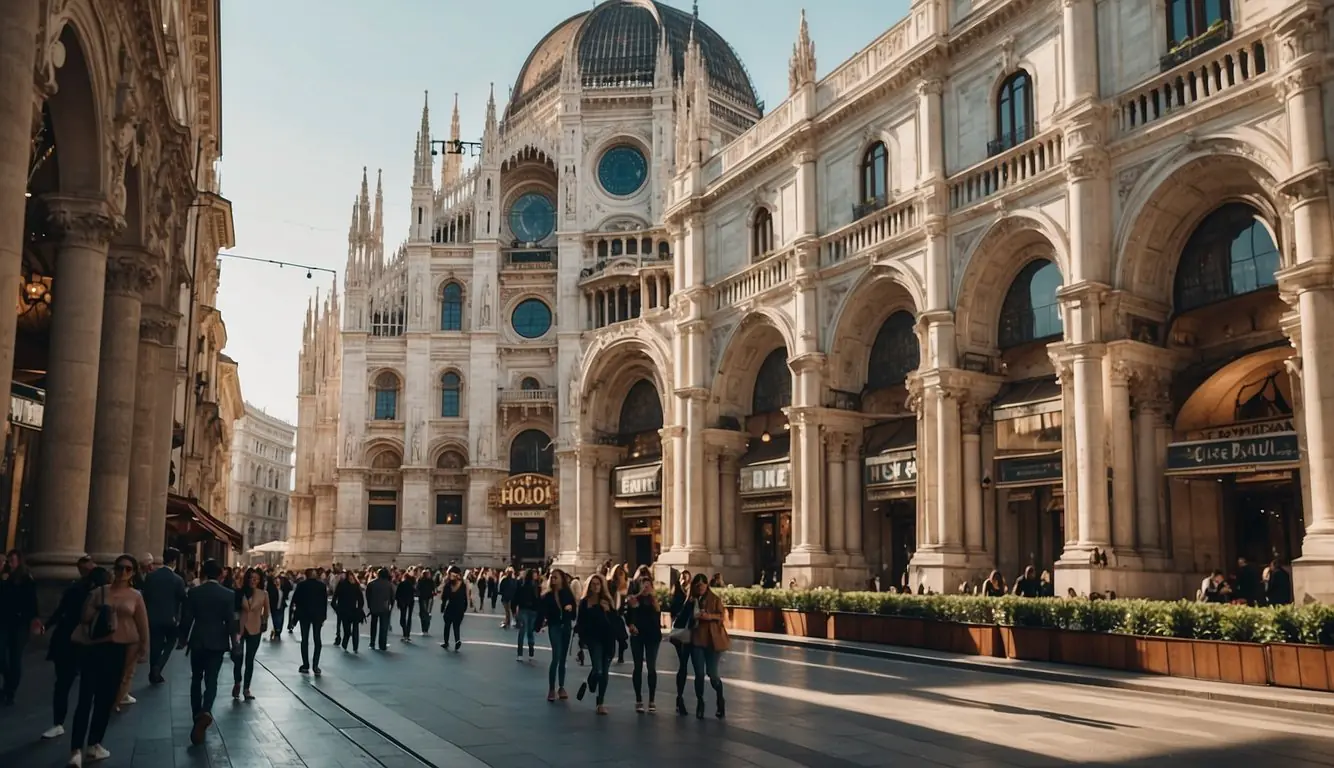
[1226,476,1302,566]
[623,516,661,571]
[510,518,546,567]
[1007,487,1063,575]
[887,502,916,592]
[753,512,791,587]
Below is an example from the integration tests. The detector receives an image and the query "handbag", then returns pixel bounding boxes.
[73,586,116,645]
[669,599,696,644]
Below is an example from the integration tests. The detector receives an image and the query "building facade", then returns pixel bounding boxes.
[292,0,1334,604]
[226,403,295,552]
[0,0,241,577]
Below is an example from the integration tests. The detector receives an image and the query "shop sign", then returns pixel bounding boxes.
[995,454,1063,487]
[614,463,661,497]
[1166,433,1300,474]
[1188,418,1295,441]
[9,395,43,431]
[489,473,557,508]
[865,451,917,487]
[507,509,546,519]
[740,461,790,495]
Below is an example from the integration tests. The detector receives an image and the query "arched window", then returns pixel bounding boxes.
[248,521,255,540]
[509,429,554,476]
[267,497,276,516]
[268,468,275,488]
[867,311,920,390]
[373,372,399,420]
[752,348,792,414]
[860,142,889,204]
[1174,203,1279,313]
[618,380,664,436]
[1167,0,1230,47]
[995,70,1033,154]
[252,465,260,485]
[520,377,541,390]
[441,282,464,331]
[752,208,774,260]
[248,494,256,514]
[441,372,462,417]
[999,260,1064,349]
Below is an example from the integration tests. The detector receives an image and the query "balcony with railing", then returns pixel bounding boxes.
[1161,20,1233,72]
[580,230,673,282]
[502,249,555,271]
[498,387,557,405]
[987,124,1033,158]
[949,129,1064,212]
[713,248,793,311]
[823,196,922,266]
[853,195,890,222]
[1115,24,1271,137]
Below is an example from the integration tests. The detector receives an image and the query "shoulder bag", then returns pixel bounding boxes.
[73,586,116,644]
[669,598,696,644]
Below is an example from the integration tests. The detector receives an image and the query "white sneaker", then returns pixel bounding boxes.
[85,744,111,762]
[119,694,136,705]
[43,724,66,739]
[66,750,82,767]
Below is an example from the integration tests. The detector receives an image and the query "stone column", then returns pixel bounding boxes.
[1071,344,1110,548]
[682,393,707,552]
[29,198,121,580]
[400,468,432,560]
[960,399,985,553]
[934,386,963,549]
[1132,377,1168,554]
[704,447,721,555]
[124,311,170,557]
[843,453,862,559]
[719,451,739,564]
[594,459,611,563]
[667,425,686,550]
[791,410,823,552]
[86,252,156,562]
[658,427,679,553]
[0,2,39,427]
[1107,361,1136,552]
[825,436,846,556]
[148,316,180,560]
[577,450,597,562]
[555,447,577,564]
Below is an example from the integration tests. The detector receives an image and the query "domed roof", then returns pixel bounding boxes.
[506,0,761,120]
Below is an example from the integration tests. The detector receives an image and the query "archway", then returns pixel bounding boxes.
[365,447,402,534]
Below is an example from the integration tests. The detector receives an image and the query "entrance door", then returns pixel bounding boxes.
[1228,478,1303,566]
[888,502,916,592]
[753,512,792,587]
[1009,488,1063,575]
[510,518,546,567]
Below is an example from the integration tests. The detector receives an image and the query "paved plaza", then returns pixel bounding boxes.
[3,606,1334,768]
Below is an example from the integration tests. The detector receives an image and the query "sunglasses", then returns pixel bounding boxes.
[115,564,134,573]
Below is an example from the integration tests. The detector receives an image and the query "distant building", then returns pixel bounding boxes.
[228,404,295,553]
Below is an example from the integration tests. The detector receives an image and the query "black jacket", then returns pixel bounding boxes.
[416,576,436,602]
[395,578,416,608]
[332,580,365,620]
[625,591,662,641]
[574,601,617,647]
[0,573,37,629]
[45,578,92,660]
[292,578,329,624]
[511,580,541,611]
[180,581,238,653]
[537,587,576,629]
[498,575,518,602]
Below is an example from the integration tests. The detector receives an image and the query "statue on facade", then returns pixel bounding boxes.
[411,421,423,464]
[477,430,490,461]
[480,278,492,328]
[412,275,423,322]
[343,430,359,466]
[566,369,580,415]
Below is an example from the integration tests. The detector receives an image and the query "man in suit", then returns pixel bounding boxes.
[292,567,328,673]
[142,547,187,685]
[177,559,237,746]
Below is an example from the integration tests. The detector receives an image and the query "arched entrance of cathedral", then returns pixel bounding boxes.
[497,429,555,568]
[611,380,664,571]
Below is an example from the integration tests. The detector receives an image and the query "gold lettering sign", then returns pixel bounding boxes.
[489,473,557,508]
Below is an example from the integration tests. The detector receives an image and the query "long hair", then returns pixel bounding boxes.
[242,567,260,599]
[582,573,613,611]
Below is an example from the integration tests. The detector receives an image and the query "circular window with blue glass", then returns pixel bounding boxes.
[509,192,555,243]
[511,298,553,339]
[597,145,648,197]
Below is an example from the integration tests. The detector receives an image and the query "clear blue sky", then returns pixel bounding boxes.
[216,0,910,423]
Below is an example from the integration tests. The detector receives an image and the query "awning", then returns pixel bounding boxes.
[166,493,243,551]
[249,539,288,553]
[993,377,1062,421]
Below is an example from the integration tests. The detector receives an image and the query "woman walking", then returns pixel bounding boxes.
[574,573,621,715]
[538,570,576,701]
[512,568,541,661]
[607,565,629,663]
[438,566,468,651]
[232,568,269,700]
[416,569,436,636]
[668,569,693,715]
[626,571,662,713]
[42,559,101,740]
[395,570,416,642]
[687,574,729,719]
[0,549,40,706]
[266,572,283,641]
[67,557,149,767]
[332,570,366,652]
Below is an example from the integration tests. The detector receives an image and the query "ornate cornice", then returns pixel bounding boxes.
[106,251,161,297]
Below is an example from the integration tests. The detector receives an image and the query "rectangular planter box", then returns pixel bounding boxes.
[1269,643,1334,692]
[827,612,864,642]
[1131,636,1171,675]
[782,609,829,639]
[725,606,781,634]
[963,624,1003,657]
[1000,626,1056,662]
[870,615,928,648]
[1186,639,1268,686]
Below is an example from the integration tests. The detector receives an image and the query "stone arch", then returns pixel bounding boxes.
[429,439,470,468]
[712,311,796,422]
[953,213,1069,354]
[45,14,110,196]
[363,439,403,467]
[826,265,923,393]
[580,335,671,434]
[1115,140,1288,310]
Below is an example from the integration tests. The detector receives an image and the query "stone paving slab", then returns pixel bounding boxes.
[728,628,1334,715]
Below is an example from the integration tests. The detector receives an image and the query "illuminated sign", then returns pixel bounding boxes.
[740,461,790,495]
[489,473,557,508]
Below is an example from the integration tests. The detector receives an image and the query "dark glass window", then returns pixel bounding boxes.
[509,192,555,243]
[373,372,398,420]
[441,282,463,331]
[510,429,554,476]
[867,311,920,390]
[996,70,1033,152]
[367,490,397,531]
[618,379,664,436]
[598,145,648,196]
[751,349,792,415]
[999,260,1064,349]
[511,299,553,338]
[1167,0,1229,45]
[521,377,541,390]
[1174,204,1279,313]
[861,142,889,203]
[441,372,461,417]
[435,493,463,525]
[753,208,774,259]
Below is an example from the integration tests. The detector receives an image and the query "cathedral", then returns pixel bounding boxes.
[291,0,1334,603]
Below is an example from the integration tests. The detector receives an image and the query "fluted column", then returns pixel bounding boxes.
[843,453,862,558]
[577,450,597,561]
[1107,361,1136,552]
[934,386,963,549]
[124,311,171,557]
[682,393,707,551]
[30,198,122,580]
[1071,344,1110,548]
[659,426,680,552]
[593,458,611,562]
[704,446,721,555]
[960,399,985,553]
[86,252,157,562]
[790,410,823,552]
[720,451,739,562]
[1132,373,1169,554]
[825,436,846,556]
[148,313,181,560]
[0,2,40,427]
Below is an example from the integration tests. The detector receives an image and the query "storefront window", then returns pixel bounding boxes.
[1174,203,1279,313]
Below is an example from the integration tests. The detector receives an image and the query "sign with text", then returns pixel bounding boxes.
[1187,418,1295,441]
[489,473,557,508]
[9,394,43,431]
[1166,432,1300,474]
[740,461,791,496]
[865,451,917,488]
[995,453,1064,487]
[614,463,661,497]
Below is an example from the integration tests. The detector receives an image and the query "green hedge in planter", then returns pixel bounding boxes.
[713,588,1334,647]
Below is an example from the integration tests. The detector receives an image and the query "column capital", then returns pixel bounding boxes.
[1276,164,1332,205]
[1129,367,1172,411]
[106,251,161,298]
[658,425,685,440]
[788,351,825,374]
[674,386,711,402]
[960,397,989,434]
[139,307,180,346]
[916,76,944,97]
[1278,259,1334,294]
[45,195,124,247]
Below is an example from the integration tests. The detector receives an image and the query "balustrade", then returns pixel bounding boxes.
[713,249,792,311]
[949,131,1064,211]
[823,198,921,266]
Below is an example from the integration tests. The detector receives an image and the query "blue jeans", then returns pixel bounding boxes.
[515,609,536,656]
[690,645,723,700]
[585,641,612,706]
[547,623,571,689]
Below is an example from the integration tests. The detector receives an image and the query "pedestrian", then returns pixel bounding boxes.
[438,566,468,651]
[41,556,99,741]
[574,573,622,716]
[266,571,283,641]
[395,569,416,641]
[231,568,269,700]
[474,568,488,612]
[292,567,328,673]
[366,567,394,651]
[513,568,541,661]
[538,570,576,701]
[498,568,518,629]
[177,558,236,747]
[416,568,436,636]
[487,569,499,612]
[66,557,150,766]
[687,574,728,719]
[668,569,693,715]
[281,571,296,634]
[607,564,629,663]
[333,570,366,653]
[0,548,41,706]
[141,547,187,686]
[112,553,143,711]
[626,571,662,713]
